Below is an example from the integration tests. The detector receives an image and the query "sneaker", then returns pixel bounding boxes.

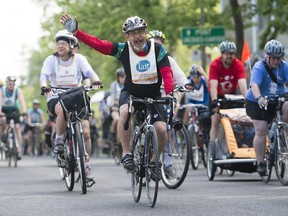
[121,153,135,172]
[53,139,64,154]
[257,162,267,176]
[164,165,180,180]
[85,167,95,181]
[149,161,162,182]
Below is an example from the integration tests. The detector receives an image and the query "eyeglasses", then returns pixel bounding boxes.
[56,41,69,47]
[8,82,15,86]
[128,29,146,37]
[223,52,235,56]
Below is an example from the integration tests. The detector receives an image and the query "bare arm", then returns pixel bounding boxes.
[238,78,248,97]
[17,88,27,113]
[209,80,218,101]
[197,65,208,81]
[250,83,261,99]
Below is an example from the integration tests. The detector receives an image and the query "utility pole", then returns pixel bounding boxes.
[200,0,206,69]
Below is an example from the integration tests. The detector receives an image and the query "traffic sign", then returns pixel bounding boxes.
[181,27,225,45]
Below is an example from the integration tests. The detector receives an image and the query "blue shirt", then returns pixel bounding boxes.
[246,59,288,102]
[185,77,209,105]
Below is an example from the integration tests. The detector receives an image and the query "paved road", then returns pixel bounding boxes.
[0,155,288,216]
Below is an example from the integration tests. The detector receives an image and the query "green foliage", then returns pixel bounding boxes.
[26,0,288,108]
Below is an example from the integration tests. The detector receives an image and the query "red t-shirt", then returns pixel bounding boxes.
[209,56,246,96]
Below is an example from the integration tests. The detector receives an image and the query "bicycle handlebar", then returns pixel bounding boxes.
[123,96,174,131]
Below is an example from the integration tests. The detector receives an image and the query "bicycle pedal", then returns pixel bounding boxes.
[86,179,95,188]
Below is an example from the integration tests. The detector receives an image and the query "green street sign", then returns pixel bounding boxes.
[181,27,225,45]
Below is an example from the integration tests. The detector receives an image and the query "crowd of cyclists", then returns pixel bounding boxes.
[1,13,288,191]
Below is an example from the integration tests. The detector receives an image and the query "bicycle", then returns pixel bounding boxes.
[262,95,288,185]
[0,112,23,167]
[161,85,191,189]
[29,122,43,156]
[181,103,210,170]
[125,95,172,207]
[44,85,99,194]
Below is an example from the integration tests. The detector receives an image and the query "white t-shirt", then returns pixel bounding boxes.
[40,53,96,88]
[168,56,187,86]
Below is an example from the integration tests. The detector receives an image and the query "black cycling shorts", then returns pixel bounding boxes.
[245,99,276,122]
[47,98,89,120]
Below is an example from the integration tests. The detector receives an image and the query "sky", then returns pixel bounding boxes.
[0,0,43,83]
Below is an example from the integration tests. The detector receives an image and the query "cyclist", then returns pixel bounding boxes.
[26,99,45,156]
[60,15,174,175]
[209,41,247,141]
[109,67,126,143]
[245,39,288,176]
[0,76,27,160]
[40,29,102,180]
[184,64,209,124]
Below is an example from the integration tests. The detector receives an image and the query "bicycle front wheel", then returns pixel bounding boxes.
[161,122,191,189]
[188,123,199,169]
[274,124,288,186]
[63,139,75,191]
[131,126,143,202]
[207,141,217,181]
[75,122,87,194]
[145,126,159,208]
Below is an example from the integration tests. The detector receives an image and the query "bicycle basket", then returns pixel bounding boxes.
[59,86,90,113]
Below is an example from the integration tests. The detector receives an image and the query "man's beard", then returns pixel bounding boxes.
[132,42,146,52]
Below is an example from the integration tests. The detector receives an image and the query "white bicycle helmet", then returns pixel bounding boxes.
[264,39,284,58]
[6,76,16,82]
[54,29,78,49]
[122,16,147,34]
[33,99,40,104]
[219,41,237,53]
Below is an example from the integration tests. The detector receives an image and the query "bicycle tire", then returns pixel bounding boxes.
[274,124,288,186]
[59,167,65,180]
[131,126,143,202]
[188,123,199,170]
[207,141,217,181]
[75,122,87,194]
[161,122,191,189]
[63,137,75,191]
[145,125,159,207]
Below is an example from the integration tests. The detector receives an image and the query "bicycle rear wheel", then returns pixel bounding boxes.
[188,123,199,169]
[161,122,191,189]
[75,122,87,194]
[131,126,143,202]
[274,125,288,186]
[145,126,159,207]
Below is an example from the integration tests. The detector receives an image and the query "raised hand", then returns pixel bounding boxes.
[60,14,78,33]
